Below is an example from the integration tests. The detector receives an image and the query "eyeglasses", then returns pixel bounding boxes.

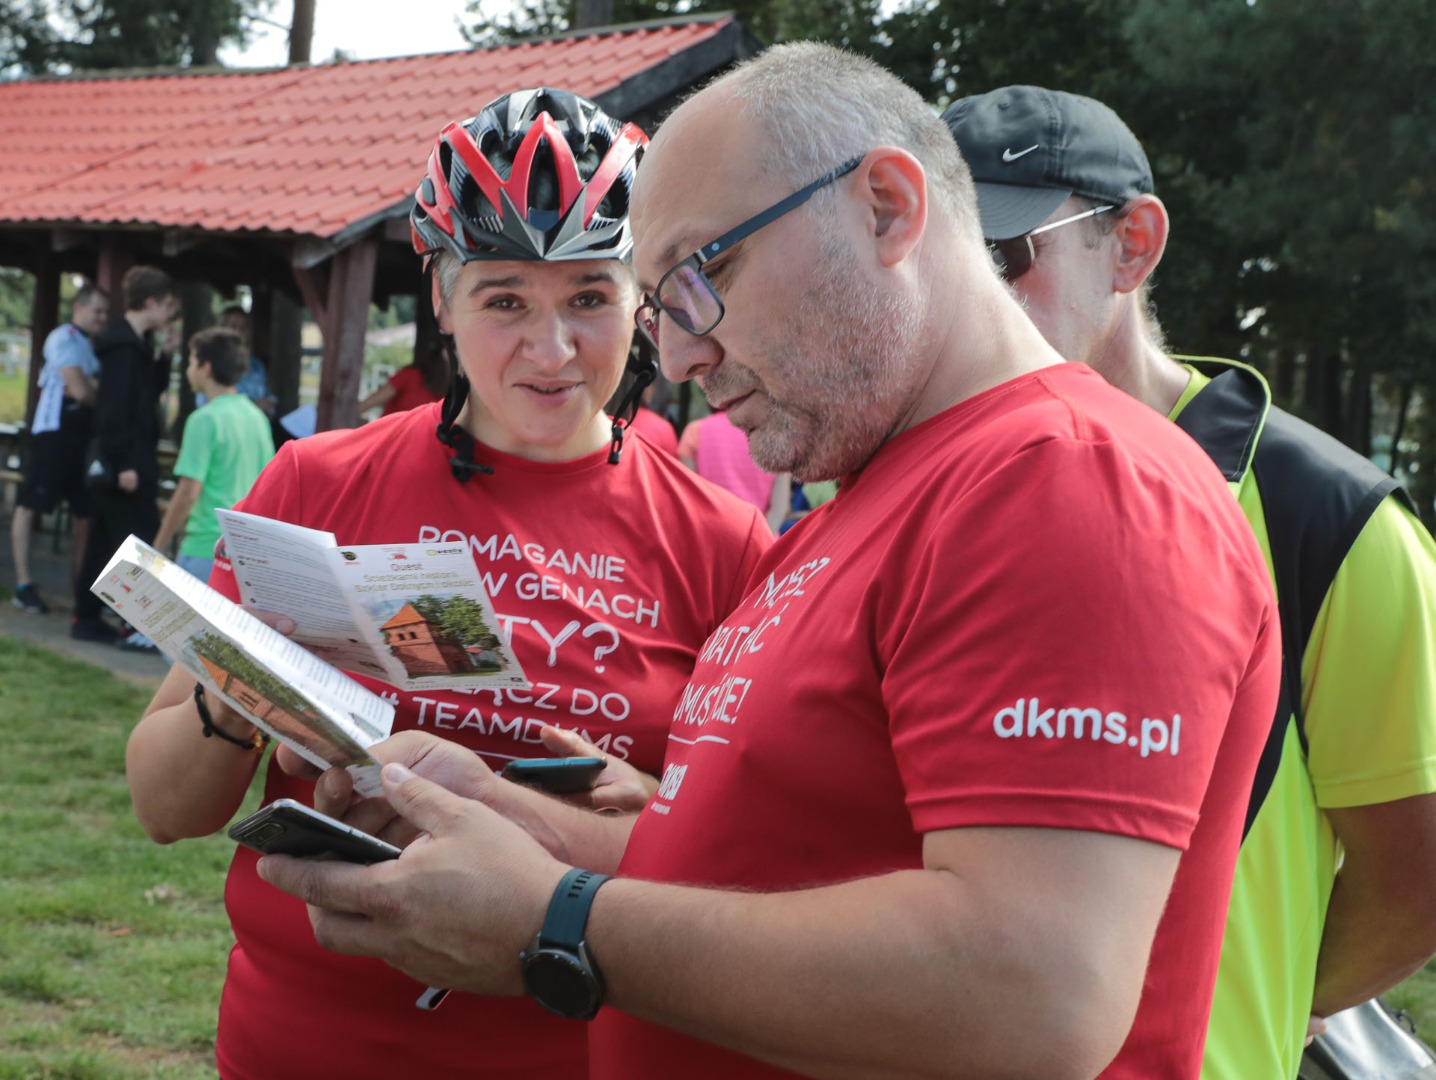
[635,155,866,347]
[987,204,1114,282]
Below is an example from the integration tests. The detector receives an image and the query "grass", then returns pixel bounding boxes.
[3,625,1436,1072]
[0,636,263,1079]
[0,369,25,425]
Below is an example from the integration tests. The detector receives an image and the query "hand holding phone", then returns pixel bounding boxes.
[228,798,400,864]
[502,756,605,794]
[228,799,449,1009]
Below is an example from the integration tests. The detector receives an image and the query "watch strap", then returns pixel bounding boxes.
[538,868,610,948]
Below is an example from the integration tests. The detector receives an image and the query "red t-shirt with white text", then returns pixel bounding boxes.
[593,365,1279,1079]
[210,405,769,1080]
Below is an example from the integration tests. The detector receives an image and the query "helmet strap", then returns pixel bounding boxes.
[434,334,494,482]
[607,358,656,466]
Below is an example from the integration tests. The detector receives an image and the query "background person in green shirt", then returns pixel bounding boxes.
[945,85,1436,1078]
[153,325,275,588]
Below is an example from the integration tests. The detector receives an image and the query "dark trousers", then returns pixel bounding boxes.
[73,487,159,620]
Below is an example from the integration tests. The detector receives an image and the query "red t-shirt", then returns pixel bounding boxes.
[626,406,678,455]
[382,364,440,416]
[210,403,770,1080]
[592,366,1279,1079]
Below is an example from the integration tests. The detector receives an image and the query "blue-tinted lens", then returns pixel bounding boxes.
[657,261,722,335]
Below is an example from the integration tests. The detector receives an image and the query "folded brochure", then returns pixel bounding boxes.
[93,536,392,796]
[215,508,528,692]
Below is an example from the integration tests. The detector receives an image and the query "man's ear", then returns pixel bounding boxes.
[857,148,926,268]
[1113,195,1168,295]
[430,268,452,334]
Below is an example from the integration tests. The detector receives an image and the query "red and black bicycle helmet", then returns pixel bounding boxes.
[412,87,646,265]
[415,88,654,479]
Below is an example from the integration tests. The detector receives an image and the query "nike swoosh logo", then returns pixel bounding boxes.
[1002,144,1039,162]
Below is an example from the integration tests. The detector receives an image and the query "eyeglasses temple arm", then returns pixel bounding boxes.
[692,155,866,266]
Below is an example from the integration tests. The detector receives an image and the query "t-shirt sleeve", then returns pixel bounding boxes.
[1304,497,1436,807]
[51,328,90,370]
[172,409,215,483]
[882,437,1273,851]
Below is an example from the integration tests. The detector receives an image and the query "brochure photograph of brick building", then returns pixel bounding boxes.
[377,593,508,680]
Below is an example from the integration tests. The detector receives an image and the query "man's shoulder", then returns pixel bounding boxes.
[92,319,140,356]
[922,364,1227,490]
[42,323,93,363]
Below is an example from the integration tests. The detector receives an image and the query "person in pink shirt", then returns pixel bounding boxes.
[678,409,790,532]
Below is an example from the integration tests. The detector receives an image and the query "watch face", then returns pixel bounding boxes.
[522,948,602,1020]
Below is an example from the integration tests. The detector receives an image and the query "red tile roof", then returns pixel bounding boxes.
[0,17,733,240]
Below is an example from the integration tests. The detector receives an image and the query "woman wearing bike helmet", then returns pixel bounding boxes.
[127,88,771,1079]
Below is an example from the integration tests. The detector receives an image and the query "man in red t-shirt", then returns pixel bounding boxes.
[262,45,1279,1079]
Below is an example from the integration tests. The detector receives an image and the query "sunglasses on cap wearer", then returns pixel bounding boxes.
[635,155,867,348]
[988,204,1114,282]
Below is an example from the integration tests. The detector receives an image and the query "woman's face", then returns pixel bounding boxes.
[434,258,638,462]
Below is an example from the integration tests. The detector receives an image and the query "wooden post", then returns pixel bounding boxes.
[26,252,60,428]
[413,261,442,383]
[315,240,377,432]
[95,239,134,311]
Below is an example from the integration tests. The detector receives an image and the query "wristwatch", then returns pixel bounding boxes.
[520,868,611,1020]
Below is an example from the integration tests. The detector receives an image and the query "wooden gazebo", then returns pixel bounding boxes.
[0,14,759,431]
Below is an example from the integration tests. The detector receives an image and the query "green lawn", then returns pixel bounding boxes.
[0,369,26,425]
[2,628,1436,1073]
[0,636,262,1079]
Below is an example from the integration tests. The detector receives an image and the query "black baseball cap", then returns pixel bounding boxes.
[941,86,1153,240]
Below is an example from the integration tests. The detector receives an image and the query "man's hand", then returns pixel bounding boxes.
[257,762,567,996]
[538,725,658,812]
[307,731,504,848]
[118,468,138,494]
[305,730,634,872]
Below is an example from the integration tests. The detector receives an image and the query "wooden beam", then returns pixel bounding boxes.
[413,259,442,386]
[95,239,134,308]
[26,252,60,428]
[291,264,329,329]
[162,229,201,257]
[50,228,85,253]
[382,216,412,244]
[315,240,377,432]
[267,289,305,417]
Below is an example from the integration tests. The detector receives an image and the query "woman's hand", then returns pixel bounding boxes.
[537,725,659,812]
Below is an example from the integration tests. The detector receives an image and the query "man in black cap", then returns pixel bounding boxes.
[944,85,1436,1080]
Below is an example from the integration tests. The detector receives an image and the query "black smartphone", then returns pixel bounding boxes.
[502,756,606,794]
[227,798,400,864]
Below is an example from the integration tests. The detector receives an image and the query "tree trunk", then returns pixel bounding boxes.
[573,0,613,29]
[174,282,216,438]
[289,0,316,65]
[1344,367,1371,455]
[1302,351,1344,437]
[1390,379,1413,476]
[1269,347,1296,407]
[190,11,221,67]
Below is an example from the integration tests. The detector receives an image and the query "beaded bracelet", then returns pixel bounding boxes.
[193,682,269,753]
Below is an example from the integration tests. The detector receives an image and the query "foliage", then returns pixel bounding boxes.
[459,0,1434,503]
[409,594,501,651]
[0,636,264,1076]
[461,0,884,51]
[0,0,275,75]
[0,268,34,335]
[1125,0,1436,438]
